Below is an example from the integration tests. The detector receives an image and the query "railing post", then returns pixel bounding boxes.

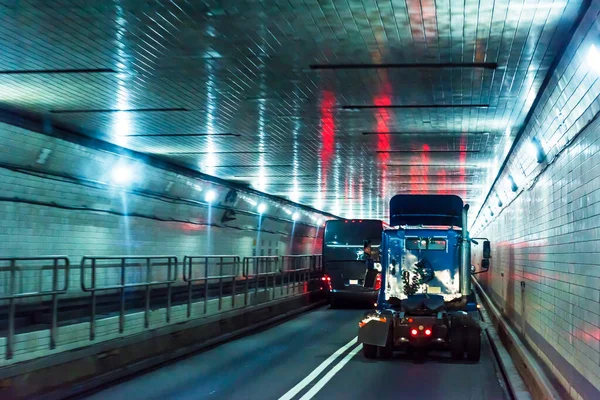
[244,259,249,306]
[166,257,173,324]
[7,259,16,359]
[144,258,151,329]
[90,258,96,340]
[50,258,58,350]
[272,259,276,298]
[218,257,223,311]
[254,259,259,301]
[204,257,209,314]
[119,258,126,334]
[186,257,192,318]
[279,256,285,297]
[231,257,238,308]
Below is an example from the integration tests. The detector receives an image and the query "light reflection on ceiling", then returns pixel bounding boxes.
[0,0,586,220]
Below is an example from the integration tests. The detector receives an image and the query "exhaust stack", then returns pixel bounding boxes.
[461,204,471,296]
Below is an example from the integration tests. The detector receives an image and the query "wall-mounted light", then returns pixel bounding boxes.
[111,164,135,186]
[257,203,267,214]
[292,212,300,221]
[588,45,600,74]
[204,190,217,203]
[508,175,518,192]
[489,207,494,217]
[496,193,503,208]
[529,136,546,163]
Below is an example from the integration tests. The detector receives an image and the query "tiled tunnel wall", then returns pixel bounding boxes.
[0,122,327,301]
[472,2,600,399]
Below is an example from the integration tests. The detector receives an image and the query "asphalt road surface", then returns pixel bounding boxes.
[83,307,509,400]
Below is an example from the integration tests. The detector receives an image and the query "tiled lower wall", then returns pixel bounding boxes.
[0,283,305,366]
[0,122,324,302]
[474,119,600,399]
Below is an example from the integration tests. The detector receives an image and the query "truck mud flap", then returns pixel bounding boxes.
[358,321,390,347]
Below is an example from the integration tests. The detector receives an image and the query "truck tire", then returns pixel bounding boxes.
[330,295,338,309]
[468,310,480,321]
[363,343,377,359]
[450,329,465,360]
[378,326,394,359]
[466,329,481,362]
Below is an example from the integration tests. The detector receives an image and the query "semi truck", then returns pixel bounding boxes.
[358,194,490,361]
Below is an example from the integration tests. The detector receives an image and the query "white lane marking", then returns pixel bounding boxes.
[299,344,362,400]
[278,336,358,400]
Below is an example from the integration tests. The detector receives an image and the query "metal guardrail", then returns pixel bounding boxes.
[80,256,178,340]
[0,256,69,359]
[242,256,280,306]
[281,254,322,272]
[1,253,323,359]
[182,256,240,317]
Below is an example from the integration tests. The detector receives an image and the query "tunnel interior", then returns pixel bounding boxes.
[0,1,599,399]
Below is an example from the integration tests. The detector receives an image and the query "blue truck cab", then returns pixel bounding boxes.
[358,194,490,361]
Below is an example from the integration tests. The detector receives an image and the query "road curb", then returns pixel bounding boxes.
[473,278,560,400]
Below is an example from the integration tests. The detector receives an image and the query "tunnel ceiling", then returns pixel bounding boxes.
[0,0,586,220]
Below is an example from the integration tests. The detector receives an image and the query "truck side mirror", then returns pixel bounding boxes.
[472,259,490,274]
[483,240,491,259]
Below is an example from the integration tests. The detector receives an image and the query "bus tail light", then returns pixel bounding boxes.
[374,273,382,291]
[321,275,332,291]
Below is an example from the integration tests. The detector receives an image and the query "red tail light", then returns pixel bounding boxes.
[321,274,332,291]
[411,329,418,336]
[425,329,432,336]
[374,273,382,291]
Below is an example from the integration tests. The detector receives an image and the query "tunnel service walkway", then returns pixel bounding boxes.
[81,308,508,400]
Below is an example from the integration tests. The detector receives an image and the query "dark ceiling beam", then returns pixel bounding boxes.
[342,104,489,110]
[309,62,498,70]
[376,150,480,153]
[125,133,241,137]
[0,68,116,75]
[50,108,188,114]
[362,131,489,136]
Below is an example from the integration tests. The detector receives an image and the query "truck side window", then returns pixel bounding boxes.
[405,238,422,250]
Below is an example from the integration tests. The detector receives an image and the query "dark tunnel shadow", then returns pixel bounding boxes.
[505,244,517,321]
[355,349,479,365]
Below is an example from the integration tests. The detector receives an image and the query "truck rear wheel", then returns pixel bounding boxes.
[363,343,377,359]
[468,310,480,321]
[378,327,394,359]
[330,295,338,309]
[450,329,465,360]
[466,329,481,362]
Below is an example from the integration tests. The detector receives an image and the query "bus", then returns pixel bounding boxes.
[322,219,386,306]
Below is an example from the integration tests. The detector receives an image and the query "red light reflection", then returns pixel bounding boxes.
[374,84,392,198]
[410,144,430,194]
[459,136,467,198]
[320,91,336,197]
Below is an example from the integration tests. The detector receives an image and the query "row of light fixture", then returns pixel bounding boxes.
[108,163,326,224]
[476,135,547,234]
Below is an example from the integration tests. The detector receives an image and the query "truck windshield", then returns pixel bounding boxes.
[405,237,447,251]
